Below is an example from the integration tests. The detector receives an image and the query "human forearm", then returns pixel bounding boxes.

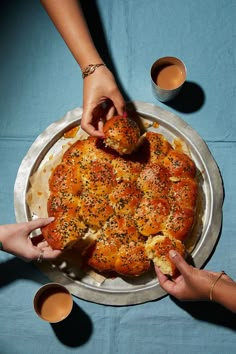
[40,0,103,69]
[212,278,236,313]
[156,251,236,315]
[0,225,12,253]
[41,0,125,137]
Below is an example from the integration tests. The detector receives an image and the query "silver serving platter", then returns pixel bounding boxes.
[14,101,223,306]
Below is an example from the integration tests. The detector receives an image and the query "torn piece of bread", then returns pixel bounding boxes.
[145,234,185,276]
[103,115,140,155]
[41,214,88,250]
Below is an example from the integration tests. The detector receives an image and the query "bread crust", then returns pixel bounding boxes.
[103,116,140,155]
[41,121,198,276]
[145,235,185,276]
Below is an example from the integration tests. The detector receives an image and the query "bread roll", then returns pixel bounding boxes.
[87,215,151,277]
[134,196,170,236]
[103,116,140,155]
[163,150,196,178]
[79,191,114,230]
[109,181,142,216]
[145,234,185,276]
[140,132,173,164]
[42,214,87,250]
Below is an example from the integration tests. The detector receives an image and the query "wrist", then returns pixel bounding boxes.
[78,52,104,71]
[212,278,236,312]
[209,271,226,302]
[82,63,106,79]
[0,225,8,252]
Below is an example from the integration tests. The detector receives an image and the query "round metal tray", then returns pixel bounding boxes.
[14,101,223,306]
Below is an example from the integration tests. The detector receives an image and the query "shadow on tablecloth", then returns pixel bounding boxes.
[171,296,236,330]
[0,257,49,286]
[1,258,236,332]
[51,302,93,347]
[165,81,205,114]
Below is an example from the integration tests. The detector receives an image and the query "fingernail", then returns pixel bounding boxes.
[48,217,55,222]
[169,250,177,258]
[123,111,128,118]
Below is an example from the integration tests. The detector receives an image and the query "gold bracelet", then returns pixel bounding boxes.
[209,271,226,301]
[82,63,106,79]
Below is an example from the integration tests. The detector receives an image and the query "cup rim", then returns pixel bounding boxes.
[150,56,187,91]
[33,282,73,323]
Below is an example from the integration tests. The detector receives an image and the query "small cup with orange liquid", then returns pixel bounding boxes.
[150,56,187,102]
[33,283,73,323]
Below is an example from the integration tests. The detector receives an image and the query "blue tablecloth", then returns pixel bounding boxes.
[1,0,236,353]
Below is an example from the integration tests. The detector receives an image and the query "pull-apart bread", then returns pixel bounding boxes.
[41,115,198,277]
[103,115,141,155]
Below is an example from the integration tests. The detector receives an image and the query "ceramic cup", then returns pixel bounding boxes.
[150,56,187,102]
[33,283,73,323]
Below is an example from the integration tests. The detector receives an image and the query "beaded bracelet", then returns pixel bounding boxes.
[82,63,106,79]
[209,271,226,301]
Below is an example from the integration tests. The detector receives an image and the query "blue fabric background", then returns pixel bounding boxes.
[1,0,236,353]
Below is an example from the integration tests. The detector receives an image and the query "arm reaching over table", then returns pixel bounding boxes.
[0,218,61,261]
[155,250,236,313]
[40,0,125,137]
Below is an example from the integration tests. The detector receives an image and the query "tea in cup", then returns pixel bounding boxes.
[151,56,187,102]
[33,283,73,323]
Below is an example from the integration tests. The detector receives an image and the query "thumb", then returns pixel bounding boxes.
[169,250,190,276]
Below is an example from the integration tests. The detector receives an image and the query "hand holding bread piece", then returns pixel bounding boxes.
[145,235,185,276]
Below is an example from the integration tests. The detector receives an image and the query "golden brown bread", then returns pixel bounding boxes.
[49,163,83,195]
[169,177,198,209]
[111,157,142,183]
[103,115,140,155]
[62,139,85,166]
[62,137,117,166]
[145,234,185,276]
[115,242,150,277]
[140,132,173,164]
[134,196,170,236]
[164,204,195,241]
[47,192,81,217]
[78,191,114,230]
[42,213,87,250]
[136,162,171,197]
[80,160,117,195]
[41,121,198,277]
[87,215,150,276]
[109,182,142,216]
[163,150,196,178]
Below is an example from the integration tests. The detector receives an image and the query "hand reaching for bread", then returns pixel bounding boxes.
[155,251,234,303]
